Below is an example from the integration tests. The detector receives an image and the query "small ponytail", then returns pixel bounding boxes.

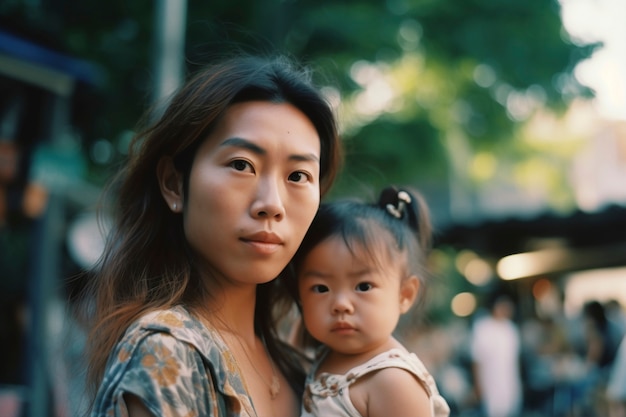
[376,186,432,253]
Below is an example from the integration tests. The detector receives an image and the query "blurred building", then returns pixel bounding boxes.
[436,110,626,318]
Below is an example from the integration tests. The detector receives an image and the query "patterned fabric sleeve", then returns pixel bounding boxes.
[93,331,223,417]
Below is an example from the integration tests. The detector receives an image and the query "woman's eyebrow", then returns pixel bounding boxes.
[220,137,320,163]
[291,152,320,163]
[220,137,265,155]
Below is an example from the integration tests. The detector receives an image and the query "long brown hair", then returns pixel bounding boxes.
[76,53,343,397]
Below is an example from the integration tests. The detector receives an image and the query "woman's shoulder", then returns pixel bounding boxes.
[119,305,227,360]
[93,306,254,416]
[133,306,204,338]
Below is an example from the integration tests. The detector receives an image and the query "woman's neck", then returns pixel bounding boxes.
[197,282,258,342]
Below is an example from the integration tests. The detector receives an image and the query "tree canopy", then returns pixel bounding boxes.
[0,0,598,206]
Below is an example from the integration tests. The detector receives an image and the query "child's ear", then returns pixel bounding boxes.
[399,275,420,314]
[157,156,184,213]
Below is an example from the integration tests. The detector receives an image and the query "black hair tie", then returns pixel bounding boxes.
[378,186,410,220]
[378,186,420,233]
[386,190,411,219]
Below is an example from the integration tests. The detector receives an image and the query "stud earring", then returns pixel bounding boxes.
[173,203,177,211]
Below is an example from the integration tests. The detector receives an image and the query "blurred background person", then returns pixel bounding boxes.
[571,300,624,415]
[470,290,522,417]
[607,335,626,417]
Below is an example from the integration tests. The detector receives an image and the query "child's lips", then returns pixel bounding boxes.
[331,322,356,332]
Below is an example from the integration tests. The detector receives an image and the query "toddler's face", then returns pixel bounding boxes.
[297,236,415,355]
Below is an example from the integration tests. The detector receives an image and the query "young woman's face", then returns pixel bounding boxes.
[297,236,414,356]
[184,101,321,286]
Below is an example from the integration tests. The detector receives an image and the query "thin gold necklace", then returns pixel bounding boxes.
[211,318,281,400]
[232,334,281,400]
[199,308,281,400]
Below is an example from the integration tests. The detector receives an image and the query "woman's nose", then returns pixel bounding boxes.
[251,177,285,220]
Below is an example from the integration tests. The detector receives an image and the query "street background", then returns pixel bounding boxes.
[1,1,625,416]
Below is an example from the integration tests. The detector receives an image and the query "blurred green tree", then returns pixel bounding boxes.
[0,0,598,198]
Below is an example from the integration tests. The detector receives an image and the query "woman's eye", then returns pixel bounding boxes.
[356,282,372,292]
[288,171,309,183]
[230,159,252,172]
[312,284,329,294]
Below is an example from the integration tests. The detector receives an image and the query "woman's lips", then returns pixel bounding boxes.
[241,231,283,254]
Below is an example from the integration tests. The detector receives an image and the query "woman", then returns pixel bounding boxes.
[76,53,342,417]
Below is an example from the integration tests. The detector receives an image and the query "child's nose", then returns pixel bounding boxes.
[332,293,354,315]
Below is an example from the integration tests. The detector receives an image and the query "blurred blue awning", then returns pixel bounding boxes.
[0,28,104,93]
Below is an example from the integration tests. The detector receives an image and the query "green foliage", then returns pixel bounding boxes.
[0,0,597,200]
[0,0,605,324]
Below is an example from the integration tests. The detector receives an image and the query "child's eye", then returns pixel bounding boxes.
[230,159,253,172]
[355,282,373,292]
[288,171,310,183]
[312,284,329,293]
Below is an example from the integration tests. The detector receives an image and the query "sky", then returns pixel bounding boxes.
[557,0,626,311]
[560,0,626,121]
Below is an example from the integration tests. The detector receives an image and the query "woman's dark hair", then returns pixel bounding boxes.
[76,53,343,396]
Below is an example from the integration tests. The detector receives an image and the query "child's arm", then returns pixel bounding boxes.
[351,367,432,417]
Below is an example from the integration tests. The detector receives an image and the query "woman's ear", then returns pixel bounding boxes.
[399,275,420,314]
[157,156,184,213]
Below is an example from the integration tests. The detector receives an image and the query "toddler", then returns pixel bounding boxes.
[291,186,450,417]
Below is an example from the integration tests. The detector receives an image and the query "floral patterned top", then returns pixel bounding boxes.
[301,348,450,417]
[91,306,257,417]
